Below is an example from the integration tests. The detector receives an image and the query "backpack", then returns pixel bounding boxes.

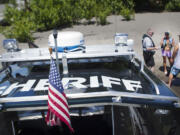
[142,34,155,55]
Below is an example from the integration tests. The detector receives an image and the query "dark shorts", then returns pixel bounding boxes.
[143,51,155,67]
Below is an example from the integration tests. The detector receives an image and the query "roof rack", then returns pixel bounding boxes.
[0,91,179,112]
[0,44,135,62]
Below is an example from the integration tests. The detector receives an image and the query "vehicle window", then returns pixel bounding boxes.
[131,107,180,135]
[13,105,180,135]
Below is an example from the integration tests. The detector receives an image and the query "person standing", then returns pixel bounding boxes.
[168,34,180,87]
[142,28,158,72]
[160,32,175,75]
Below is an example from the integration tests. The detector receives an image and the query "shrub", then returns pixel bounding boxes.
[3,5,23,25]
[121,0,134,20]
[106,0,134,20]
[165,0,180,11]
[134,0,169,11]
[121,8,131,20]
[1,0,135,42]
[3,17,36,42]
[120,8,134,20]
[79,0,97,22]
[69,0,83,23]
[0,26,6,33]
[0,0,10,4]
[95,0,111,25]
[3,4,36,42]
[96,7,111,25]
[30,0,63,31]
[110,0,123,14]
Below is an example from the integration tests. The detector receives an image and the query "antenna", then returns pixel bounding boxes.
[53,29,60,73]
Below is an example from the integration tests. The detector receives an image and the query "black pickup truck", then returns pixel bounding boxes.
[0,36,180,135]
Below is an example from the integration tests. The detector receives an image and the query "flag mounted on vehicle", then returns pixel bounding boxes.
[46,57,74,132]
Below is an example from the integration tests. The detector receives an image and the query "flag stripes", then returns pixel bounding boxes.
[48,92,70,118]
[46,57,73,132]
[49,84,68,107]
[48,100,71,124]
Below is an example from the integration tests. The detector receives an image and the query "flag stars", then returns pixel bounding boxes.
[49,59,65,90]
[47,58,72,131]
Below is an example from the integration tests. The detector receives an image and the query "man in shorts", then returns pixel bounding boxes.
[168,34,180,87]
[142,28,158,72]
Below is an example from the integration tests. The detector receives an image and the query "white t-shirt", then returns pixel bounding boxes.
[143,37,154,51]
[174,43,180,69]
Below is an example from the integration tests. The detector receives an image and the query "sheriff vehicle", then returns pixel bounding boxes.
[0,31,180,135]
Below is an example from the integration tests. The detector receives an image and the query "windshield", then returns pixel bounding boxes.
[0,58,153,98]
[15,105,180,135]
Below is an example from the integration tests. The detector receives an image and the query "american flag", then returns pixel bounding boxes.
[46,58,73,132]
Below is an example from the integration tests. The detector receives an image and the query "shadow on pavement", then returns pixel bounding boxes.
[172,77,180,87]
[159,66,171,72]
[159,66,172,76]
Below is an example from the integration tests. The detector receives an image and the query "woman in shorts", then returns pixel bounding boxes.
[160,32,175,75]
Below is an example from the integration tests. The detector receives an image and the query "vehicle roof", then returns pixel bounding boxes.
[0,45,134,62]
[0,45,179,111]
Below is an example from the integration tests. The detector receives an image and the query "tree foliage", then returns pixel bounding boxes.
[165,0,180,11]
[134,0,180,11]
[2,0,135,42]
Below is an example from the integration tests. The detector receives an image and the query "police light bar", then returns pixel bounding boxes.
[114,33,128,46]
[3,39,18,52]
[127,39,134,51]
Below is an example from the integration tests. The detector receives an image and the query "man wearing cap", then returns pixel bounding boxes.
[168,34,180,87]
[142,28,158,72]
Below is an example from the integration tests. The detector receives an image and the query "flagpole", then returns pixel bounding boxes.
[49,47,53,55]
[53,29,60,73]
